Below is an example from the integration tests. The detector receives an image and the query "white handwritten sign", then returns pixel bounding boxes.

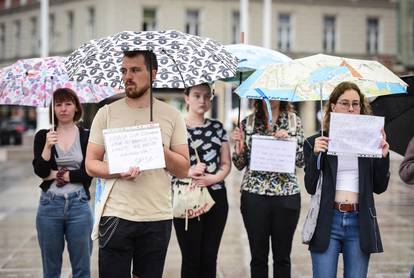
[328,113,384,158]
[103,123,165,174]
[250,135,297,173]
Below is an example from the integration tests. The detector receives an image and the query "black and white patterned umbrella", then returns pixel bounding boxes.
[65,30,238,89]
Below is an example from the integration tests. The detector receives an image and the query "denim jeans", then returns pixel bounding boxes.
[311,210,370,278]
[36,189,93,278]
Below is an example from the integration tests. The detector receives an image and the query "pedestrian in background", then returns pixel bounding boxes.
[173,83,231,278]
[232,99,304,278]
[399,136,414,278]
[32,88,93,278]
[304,81,390,278]
[86,50,189,278]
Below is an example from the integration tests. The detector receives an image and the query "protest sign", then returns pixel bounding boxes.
[250,135,297,173]
[103,123,165,174]
[328,112,384,158]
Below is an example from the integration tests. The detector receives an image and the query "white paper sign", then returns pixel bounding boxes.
[328,113,384,158]
[250,135,297,173]
[103,123,166,174]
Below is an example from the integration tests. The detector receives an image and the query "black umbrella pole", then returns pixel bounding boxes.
[149,53,153,122]
[238,72,243,127]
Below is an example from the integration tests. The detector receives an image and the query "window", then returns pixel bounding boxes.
[366,17,379,55]
[67,11,74,49]
[0,23,5,58]
[323,16,336,53]
[87,7,96,39]
[142,8,157,31]
[185,10,199,36]
[278,13,291,52]
[5,0,11,8]
[30,17,38,55]
[14,20,21,57]
[49,14,55,51]
[231,10,240,44]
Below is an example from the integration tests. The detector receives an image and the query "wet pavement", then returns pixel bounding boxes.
[0,145,413,278]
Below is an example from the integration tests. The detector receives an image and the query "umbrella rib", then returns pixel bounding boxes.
[160,49,187,89]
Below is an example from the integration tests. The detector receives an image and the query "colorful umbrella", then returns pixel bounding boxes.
[0,56,121,107]
[236,53,407,102]
[65,30,238,89]
[223,44,291,125]
[235,53,407,128]
[224,43,291,81]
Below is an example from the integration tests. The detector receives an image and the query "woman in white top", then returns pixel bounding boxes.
[303,81,390,278]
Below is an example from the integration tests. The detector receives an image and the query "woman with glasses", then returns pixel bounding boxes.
[232,99,304,278]
[173,83,231,278]
[303,81,390,278]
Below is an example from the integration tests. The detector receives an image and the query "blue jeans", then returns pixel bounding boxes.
[36,189,93,278]
[311,210,370,278]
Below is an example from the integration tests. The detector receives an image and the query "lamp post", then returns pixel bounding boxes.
[36,0,49,130]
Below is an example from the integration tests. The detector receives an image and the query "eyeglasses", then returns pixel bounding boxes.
[336,100,361,109]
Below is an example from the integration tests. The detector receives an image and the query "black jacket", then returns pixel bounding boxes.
[304,133,390,254]
[32,126,92,199]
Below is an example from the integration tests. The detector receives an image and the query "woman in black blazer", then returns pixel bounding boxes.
[32,88,93,278]
[304,82,390,278]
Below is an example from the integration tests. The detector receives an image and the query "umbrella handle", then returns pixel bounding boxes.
[320,83,323,135]
[238,72,243,127]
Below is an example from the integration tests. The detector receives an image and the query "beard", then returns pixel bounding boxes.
[125,83,149,99]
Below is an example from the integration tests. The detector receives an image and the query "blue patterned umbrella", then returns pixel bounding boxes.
[65,30,238,89]
[225,44,291,73]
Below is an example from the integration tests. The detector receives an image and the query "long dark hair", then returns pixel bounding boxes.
[49,88,83,127]
[254,100,294,125]
[323,81,372,132]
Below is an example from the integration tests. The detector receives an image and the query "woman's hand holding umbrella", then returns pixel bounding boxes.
[232,126,245,155]
[314,136,330,155]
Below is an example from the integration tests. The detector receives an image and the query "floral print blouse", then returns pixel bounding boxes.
[232,111,304,196]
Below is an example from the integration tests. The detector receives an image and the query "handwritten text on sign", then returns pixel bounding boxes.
[103,123,165,174]
[250,135,297,173]
[328,112,384,158]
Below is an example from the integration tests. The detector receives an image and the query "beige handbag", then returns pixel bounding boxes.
[172,135,215,230]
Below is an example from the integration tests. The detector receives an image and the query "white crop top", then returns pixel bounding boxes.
[336,155,359,193]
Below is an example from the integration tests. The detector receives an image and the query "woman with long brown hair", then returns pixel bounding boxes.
[304,81,390,278]
[232,99,304,277]
[33,88,93,278]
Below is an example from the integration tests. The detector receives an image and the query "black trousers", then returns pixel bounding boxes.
[98,217,172,278]
[173,187,229,278]
[241,191,300,278]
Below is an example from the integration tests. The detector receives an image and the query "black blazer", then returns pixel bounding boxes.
[304,133,390,254]
[32,126,92,199]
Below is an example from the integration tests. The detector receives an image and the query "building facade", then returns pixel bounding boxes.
[0,0,399,134]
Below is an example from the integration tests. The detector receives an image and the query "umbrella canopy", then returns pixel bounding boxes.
[224,44,291,82]
[0,56,121,106]
[371,75,414,156]
[236,53,407,101]
[65,30,238,89]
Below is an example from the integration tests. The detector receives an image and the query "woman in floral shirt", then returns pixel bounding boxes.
[173,83,231,278]
[232,99,304,278]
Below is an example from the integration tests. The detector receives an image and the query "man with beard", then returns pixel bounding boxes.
[86,50,190,278]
